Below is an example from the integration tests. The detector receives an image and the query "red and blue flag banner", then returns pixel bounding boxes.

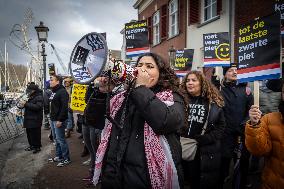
[175,70,189,78]
[237,13,281,83]
[125,20,150,58]
[203,32,230,67]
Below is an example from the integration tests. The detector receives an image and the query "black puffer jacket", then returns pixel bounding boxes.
[182,101,226,189]
[23,90,43,128]
[221,81,253,157]
[221,82,253,135]
[50,84,69,122]
[101,86,185,189]
[84,84,107,129]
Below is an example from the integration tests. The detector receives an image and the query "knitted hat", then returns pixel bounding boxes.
[223,63,238,76]
[266,79,283,92]
[26,83,39,93]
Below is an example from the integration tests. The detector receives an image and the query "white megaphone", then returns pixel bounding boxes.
[69,32,138,85]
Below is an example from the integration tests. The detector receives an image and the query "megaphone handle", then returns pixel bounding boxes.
[105,114,121,129]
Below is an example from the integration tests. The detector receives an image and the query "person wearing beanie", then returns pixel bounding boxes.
[20,82,43,154]
[219,64,254,188]
[246,78,284,189]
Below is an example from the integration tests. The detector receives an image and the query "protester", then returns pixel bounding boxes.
[246,78,284,189]
[64,77,74,138]
[180,70,225,189]
[48,75,71,167]
[43,82,52,130]
[20,83,43,154]
[82,77,114,185]
[92,53,185,189]
[220,64,253,188]
[249,80,282,174]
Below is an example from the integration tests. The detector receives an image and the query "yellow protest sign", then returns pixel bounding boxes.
[70,84,87,112]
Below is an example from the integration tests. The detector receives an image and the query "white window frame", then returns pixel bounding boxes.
[169,0,179,38]
[153,11,160,45]
[203,0,217,22]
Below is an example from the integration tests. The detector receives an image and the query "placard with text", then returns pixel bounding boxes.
[237,13,281,83]
[125,20,150,58]
[203,32,230,67]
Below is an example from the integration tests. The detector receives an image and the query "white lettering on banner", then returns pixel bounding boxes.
[125,28,146,35]
[204,34,218,39]
[275,3,284,19]
[188,104,206,124]
[238,39,268,52]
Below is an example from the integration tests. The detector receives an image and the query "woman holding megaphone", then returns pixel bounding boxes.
[93,53,186,189]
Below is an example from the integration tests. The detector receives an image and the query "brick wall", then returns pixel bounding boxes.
[138,0,187,65]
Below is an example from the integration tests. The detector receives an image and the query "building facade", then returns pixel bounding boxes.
[186,0,230,74]
[134,0,187,65]
[132,0,282,78]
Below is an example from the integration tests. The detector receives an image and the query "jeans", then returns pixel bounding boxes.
[82,125,101,168]
[66,111,74,130]
[50,120,70,160]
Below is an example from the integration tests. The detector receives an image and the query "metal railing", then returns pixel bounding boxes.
[0,100,24,144]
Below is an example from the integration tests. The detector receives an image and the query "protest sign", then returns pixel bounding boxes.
[237,13,281,83]
[174,49,194,70]
[203,32,230,67]
[125,20,150,58]
[48,63,56,76]
[70,84,87,112]
[174,49,194,77]
[274,0,284,36]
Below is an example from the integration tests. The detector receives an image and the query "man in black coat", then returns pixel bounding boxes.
[220,64,253,188]
[20,83,43,154]
[49,75,71,167]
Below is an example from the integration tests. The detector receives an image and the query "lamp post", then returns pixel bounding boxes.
[35,21,49,90]
[168,45,176,69]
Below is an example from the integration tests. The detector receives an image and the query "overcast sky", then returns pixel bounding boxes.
[0,0,137,74]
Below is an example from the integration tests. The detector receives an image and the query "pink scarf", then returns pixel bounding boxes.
[93,90,180,189]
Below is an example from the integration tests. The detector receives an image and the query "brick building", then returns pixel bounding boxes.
[133,0,187,65]
[131,0,282,77]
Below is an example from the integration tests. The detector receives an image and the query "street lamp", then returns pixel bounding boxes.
[168,45,176,69]
[35,21,49,90]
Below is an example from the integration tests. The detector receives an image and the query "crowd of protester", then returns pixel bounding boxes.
[20,52,283,189]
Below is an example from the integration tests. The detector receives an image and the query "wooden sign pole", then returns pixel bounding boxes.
[253,81,260,106]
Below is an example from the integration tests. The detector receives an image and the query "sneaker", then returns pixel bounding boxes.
[25,146,33,151]
[82,175,93,181]
[57,159,71,167]
[65,130,71,138]
[82,158,91,166]
[84,180,94,187]
[48,157,63,162]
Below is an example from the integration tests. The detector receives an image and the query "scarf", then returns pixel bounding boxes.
[93,90,180,189]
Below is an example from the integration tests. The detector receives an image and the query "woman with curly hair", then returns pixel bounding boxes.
[93,53,186,189]
[180,71,226,189]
